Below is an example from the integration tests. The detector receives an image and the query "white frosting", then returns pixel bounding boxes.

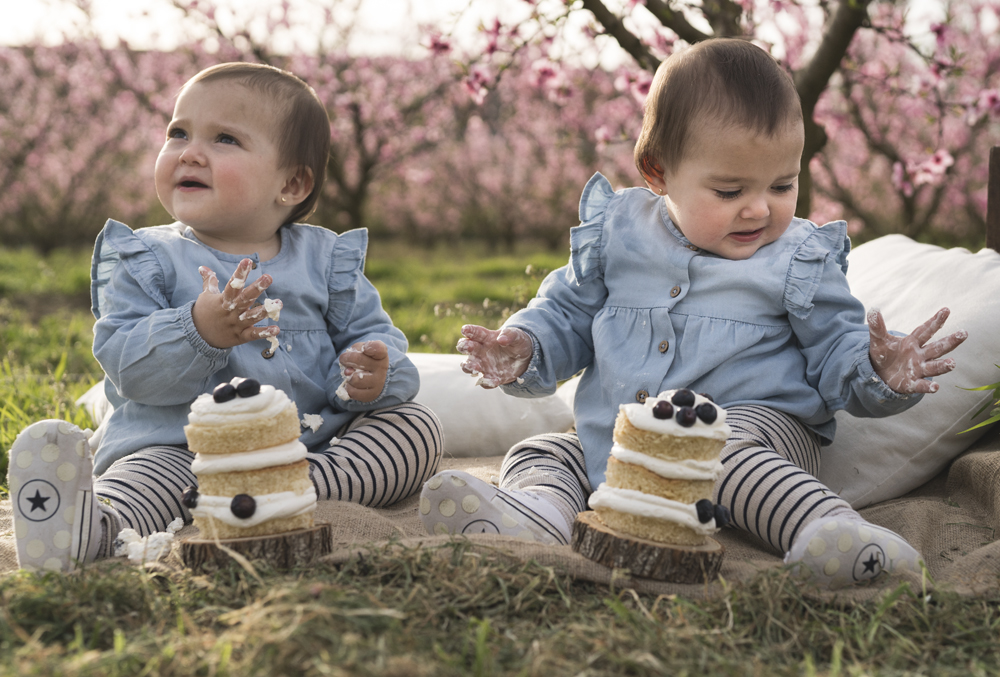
[266,335,279,354]
[191,440,307,475]
[264,298,281,321]
[335,362,350,400]
[190,489,317,528]
[188,378,291,425]
[300,413,324,433]
[588,485,718,535]
[621,389,731,440]
[229,276,245,289]
[611,444,722,481]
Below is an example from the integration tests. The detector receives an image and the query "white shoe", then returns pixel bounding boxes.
[420,470,571,545]
[784,516,923,589]
[8,420,103,572]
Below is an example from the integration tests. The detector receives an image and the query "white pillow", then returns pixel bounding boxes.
[76,353,576,460]
[410,353,575,458]
[818,235,1000,508]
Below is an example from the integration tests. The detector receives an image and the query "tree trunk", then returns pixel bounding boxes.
[181,523,333,572]
[571,511,724,583]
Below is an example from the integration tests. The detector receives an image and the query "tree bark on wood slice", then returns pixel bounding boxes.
[571,511,724,584]
[181,523,333,572]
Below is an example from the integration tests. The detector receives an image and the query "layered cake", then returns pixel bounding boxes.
[588,388,731,546]
[181,377,316,539]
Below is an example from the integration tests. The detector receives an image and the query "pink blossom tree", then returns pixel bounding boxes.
[811,1,1000,243]
[439,0,1000,236]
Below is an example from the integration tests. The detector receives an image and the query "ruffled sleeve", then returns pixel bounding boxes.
[91,219,168,319]
[783,220,850,320]
[569,173,613,286]
[326,228,368,331]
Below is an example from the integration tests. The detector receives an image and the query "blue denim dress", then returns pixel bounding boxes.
[89,220,417,474]
[501,173,919,488]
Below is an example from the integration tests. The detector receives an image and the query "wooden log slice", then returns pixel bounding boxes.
[571,511,724,584]
[180,523,333,572]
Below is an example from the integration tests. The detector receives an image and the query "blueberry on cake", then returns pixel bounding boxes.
[182,378,316,539]
[588,388,732,546]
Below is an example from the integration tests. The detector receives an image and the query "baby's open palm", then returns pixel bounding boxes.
[869,307,968,394]
[457,325,533,388]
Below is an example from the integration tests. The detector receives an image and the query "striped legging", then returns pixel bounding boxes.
[93,402,443,555]
[495,405,855,555]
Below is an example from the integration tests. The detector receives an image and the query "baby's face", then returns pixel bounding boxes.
[154,80,290,256]
[654,119,804,260]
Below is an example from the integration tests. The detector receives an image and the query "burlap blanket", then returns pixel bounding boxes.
[4,424,1000,601]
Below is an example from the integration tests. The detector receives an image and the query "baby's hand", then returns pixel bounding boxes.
[869,307,968,395]
[339,340,389,403]
[192,259,281,350]
[456,324,532,388]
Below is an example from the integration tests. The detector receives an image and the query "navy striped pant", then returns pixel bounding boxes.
[496,405,854,555]
[94,402,443,555]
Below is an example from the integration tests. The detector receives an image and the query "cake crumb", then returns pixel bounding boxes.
[114,518,183,564]
[301,413,324,432]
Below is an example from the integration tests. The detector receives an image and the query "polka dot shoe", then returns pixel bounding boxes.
[8,420,102,572]
[420,470,571,545]
[784,516,923,589]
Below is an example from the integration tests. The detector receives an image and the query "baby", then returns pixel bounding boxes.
[420,39,967,589]
[9,62,443,572]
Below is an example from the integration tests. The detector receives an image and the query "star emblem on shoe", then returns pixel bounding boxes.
[852,543,885,582]
[17,480,61,523]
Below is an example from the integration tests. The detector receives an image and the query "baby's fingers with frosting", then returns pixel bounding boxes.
[221,259,253,310]
[919,357,958,379]
[908,307,953,347]
[922,329,968,360]
[199,266,220,294]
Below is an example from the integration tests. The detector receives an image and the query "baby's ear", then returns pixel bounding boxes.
[280,166,314,205]
[639,157,666,195]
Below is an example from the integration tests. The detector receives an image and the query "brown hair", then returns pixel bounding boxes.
[184,62,330,225]
[634,38,802,180]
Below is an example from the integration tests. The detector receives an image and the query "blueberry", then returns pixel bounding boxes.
[698,392,715,403]
[213,383,236,403]
[676,406,697,427]
[695,403,718,424]
[231,494,257,519]
[235,378,261,398]
[181,486,199,509]
[671,388,696,407]
[695,498,714,523]
[652,400,674,420]
[714,503,731,529]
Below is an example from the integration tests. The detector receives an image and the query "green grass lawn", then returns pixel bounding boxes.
[3,244,1000,676]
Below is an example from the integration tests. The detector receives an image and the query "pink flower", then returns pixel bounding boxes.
[427,33,451,56]
[977,89,1000,117]
[629,71,652,103]
[531,59,558,87]
[464,65,492,105]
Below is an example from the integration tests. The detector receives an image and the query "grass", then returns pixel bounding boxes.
[4,243,1000,675]
[2,544,1000,675]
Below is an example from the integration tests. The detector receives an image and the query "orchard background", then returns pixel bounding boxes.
[2,0,998,255]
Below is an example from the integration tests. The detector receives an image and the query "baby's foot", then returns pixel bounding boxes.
[420,470,571,545]
[8,420,103,572]
[784,515,922,589]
